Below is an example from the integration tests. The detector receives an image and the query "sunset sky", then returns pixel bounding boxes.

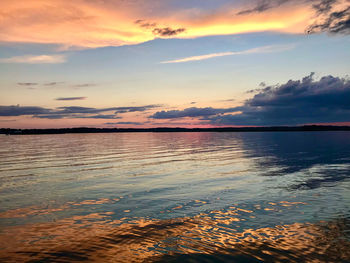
[1,0,349,128]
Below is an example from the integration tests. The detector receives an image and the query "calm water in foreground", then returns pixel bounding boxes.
[0,132,350,262]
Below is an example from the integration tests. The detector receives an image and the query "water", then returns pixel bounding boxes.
[0,132,349,262]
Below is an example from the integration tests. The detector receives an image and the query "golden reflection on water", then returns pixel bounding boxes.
[0,202,349,262]
[1,133,350,262]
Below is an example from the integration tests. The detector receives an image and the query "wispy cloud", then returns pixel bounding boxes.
[237,0,290,15]
[0,104,160,120]
[160,44,295,64]
[105,121,144,125]
[71,83,97,88]
[55,97,87,101]
[17,82,38,86]
[150,107,239,119]
[44,82,64,86]
[0,55,66,64]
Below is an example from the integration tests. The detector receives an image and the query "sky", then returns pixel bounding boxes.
[0,0,350,128]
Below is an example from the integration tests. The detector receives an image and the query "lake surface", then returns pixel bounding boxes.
[0,132,350,262]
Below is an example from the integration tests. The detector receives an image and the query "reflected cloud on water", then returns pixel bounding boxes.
[238,132,350,190]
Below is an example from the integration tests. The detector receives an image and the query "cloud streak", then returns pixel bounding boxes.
[105,121,144,125]
[160,44,295,63]
[17,82,38,87]
[55,97,87,101]
[0,104,160,120]
[0,55,66,64]
[150,107,238,119]
[71,83,97,88]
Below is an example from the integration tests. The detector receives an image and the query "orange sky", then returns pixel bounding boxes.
[0,0,320,48]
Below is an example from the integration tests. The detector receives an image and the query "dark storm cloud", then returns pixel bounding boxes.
[206,73,350,126]
[150,107,238,119]
[0,104,160,120]
[55,97,87,101]
[152,27,186,36]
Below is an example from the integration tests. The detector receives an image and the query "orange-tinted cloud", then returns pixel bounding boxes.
[0,0,341,48]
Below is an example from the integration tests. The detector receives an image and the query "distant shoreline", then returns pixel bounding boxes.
[1,125,350,135]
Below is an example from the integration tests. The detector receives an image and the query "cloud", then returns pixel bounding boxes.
[216,99,235,102]
[17,82,38,86]
[114,105,160,114]
[0,104,160,120]
[205,73,350,126]
[55,106,105,114]
[55,97,87,101]
[0,105,53,116]
[71,83,97,88]
[34,114,69,119]
[237,0,290,15]
[0,55,66,64]
[306,5,350,34]
[150,107,237,119]
[73,114,122,119]
[17,82,63,87]
[54,105,159,115]
[105,121,144,125]
[152,27,186,36]
[313,0,338,14]
[134,20,157,29]
[35,114,122,119]
[161,44,294,63]
[44,82,64,86]
[149,73,350,126]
